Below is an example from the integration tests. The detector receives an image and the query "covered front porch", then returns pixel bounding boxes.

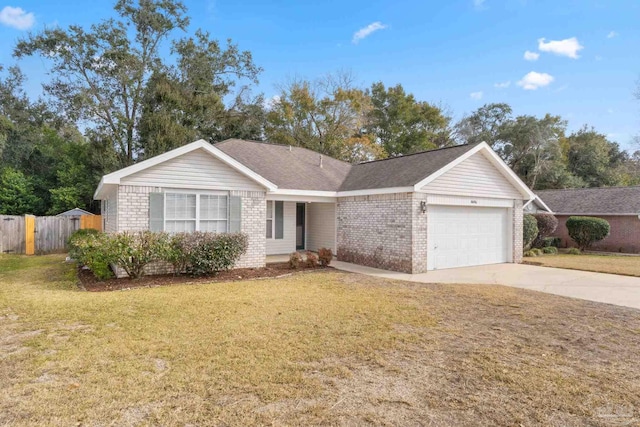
[265,196,336,257]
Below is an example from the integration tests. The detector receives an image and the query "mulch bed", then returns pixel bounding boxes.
[78,262,331,292]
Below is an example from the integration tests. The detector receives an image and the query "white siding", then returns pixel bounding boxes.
[422,151,522,199]
[121,148,264,191]
[306,203,336,252]
[266,201,296,255]
[102,188,118,233]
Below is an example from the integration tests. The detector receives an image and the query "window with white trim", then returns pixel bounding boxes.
[164,192,228,233]
[266,200,273,238]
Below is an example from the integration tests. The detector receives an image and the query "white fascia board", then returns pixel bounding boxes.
[270,189,337,197]
[97,139,277,192]
[93,177,106,200]
[413,142,535,200]
[533,196,553,213]
[266,194,336,203]
[268,186,415,200]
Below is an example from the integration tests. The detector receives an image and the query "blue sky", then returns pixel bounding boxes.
[1,0,639,151]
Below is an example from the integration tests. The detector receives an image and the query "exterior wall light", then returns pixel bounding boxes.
[420,201,427,214]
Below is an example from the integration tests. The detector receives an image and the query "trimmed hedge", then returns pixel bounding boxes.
[523,214,538,250]
[532,214,558,248]
[68,231,116,280]
[566,216,610,250]
[69,231,248,280]
[168,231,248,276]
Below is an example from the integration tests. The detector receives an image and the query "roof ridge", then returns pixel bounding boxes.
[215,138,351,166]
[355,143,476,165]
[537,185,640,192]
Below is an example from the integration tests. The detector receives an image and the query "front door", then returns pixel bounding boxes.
[296,203,305,250]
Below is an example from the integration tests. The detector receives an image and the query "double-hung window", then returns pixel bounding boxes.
[150,192,241,233]
[165,193,197,232]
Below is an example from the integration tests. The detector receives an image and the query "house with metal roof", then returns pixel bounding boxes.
[94,139,546,275]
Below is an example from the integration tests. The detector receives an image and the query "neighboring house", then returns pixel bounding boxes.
[537,187,640,253]
[56,208,94,217]
[94,139,541,275]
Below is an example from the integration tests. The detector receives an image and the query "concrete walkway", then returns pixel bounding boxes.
[332,261,640,310]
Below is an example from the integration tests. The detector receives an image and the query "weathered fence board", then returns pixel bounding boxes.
[34,216,81,254]
[0,215,26,254]
[0,214,102,255]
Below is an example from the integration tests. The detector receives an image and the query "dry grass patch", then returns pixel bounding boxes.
[1,254,640,426]
[525,254,640,277]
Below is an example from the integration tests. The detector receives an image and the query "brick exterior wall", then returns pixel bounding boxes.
[337,192,524,274]
[512,199,523,263]
[111,185,266,278]
[411,193,429,273]
[552,215,640,254]
[232,190,267,268]
[337,193,415,273]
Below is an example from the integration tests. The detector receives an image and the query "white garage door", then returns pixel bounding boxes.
[428,205,510,270]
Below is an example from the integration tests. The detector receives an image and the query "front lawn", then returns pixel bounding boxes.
[1,255,639,426]
[525,253,640,277]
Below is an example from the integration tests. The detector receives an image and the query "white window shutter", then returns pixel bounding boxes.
[229,196,242,232]
[149,193,164,231]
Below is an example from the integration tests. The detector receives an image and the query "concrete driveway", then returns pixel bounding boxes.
[332,261,640,310]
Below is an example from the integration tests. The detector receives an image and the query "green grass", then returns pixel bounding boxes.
[525,253,640,277]
[1,254,639,426]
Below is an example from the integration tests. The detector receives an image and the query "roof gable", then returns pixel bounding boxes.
[121,148,266,191]
[94,140,276,199]
[421,150,523,199]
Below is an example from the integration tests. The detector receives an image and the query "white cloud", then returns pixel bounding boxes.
[494,81,511,89]
[537,37,583,59]
[524,50,540,61]
[595,55,603,61]
[352,21,387,44]
[517,71,554,90]
[607,108,614,114]
[0,6,35,30]
[263,95,281,110]
[473,0,486,9]
[470,91,483,100]
[607,31,618,39]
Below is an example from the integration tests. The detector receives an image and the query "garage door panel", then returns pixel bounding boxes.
[428,205,509,270]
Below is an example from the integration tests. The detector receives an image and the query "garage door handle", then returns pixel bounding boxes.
[434,245,438,249]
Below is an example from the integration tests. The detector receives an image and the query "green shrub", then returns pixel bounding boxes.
[164,233,191,275]
[542,246,558,254]
[542,237,562,248]
[523,250,536,257]
[289,252,303,269]
[305,251,318,268]
[318,248,333,266]
[69,232,116,280]
[567,247,581,255]
[111,231,171,279]
[566,216,610,250]
[67,228,100,260]
[532,214,558,248]
[531,248,543,256]
[178,232,248,276]
[523,214,538,249]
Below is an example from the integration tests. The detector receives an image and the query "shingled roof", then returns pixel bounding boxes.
[216,139,480,192]
[215,139,352,191]
[340,143,479,191]
[537,187,640,215]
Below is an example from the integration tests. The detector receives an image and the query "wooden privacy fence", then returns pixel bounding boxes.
[0,214,102,255]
